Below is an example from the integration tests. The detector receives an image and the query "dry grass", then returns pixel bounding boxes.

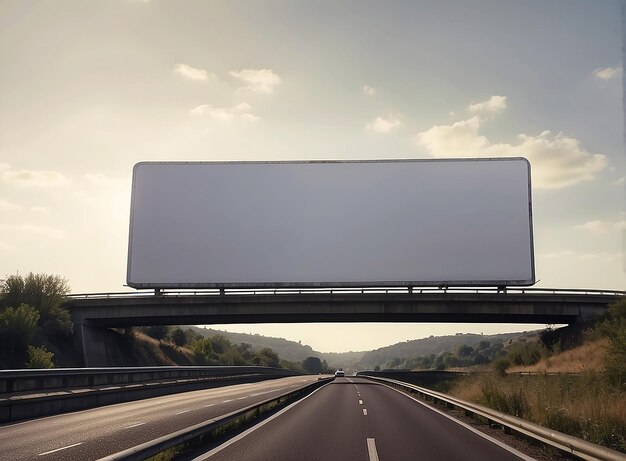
[449,372,626,452]
[131,332,195,366]
[508,338,608,374]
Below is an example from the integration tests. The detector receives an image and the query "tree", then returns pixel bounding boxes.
[235,343,254,362]
[456,345,473,357]
[444,355,459,368]
[0,273,72,337]
[169,328,187,347]
[0,304,40,367]
[218,348,246,366]
[191,338,215,365]
[209,335,231,354]
[184,328,200,345]
[143,325,169,341]
[302,356,323,373]
[254,348,280,368]
[280,359,304,372]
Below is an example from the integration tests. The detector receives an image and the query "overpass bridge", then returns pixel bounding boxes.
[66,287,624,366]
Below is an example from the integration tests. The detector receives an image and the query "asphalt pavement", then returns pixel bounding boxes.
[199,377,535,461]
[0,375,320,461]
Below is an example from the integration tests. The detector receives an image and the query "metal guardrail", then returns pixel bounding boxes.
[67,287,626,299]
[97,377,334,461]
[362,375,625,461]
[0,366,297,394]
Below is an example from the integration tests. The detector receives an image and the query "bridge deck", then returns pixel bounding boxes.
[67,290,624,326]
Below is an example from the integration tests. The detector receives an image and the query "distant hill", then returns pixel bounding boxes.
[186,327,536,371]
[356,332,530,369]
[188,327,322,363]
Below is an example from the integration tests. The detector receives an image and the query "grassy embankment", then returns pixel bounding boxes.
[448,321,625,452]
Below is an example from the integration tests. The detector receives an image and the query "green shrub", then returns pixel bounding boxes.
[493,357,511,376]
[26,345,54,368]
[191,338,216,365]
[597,300,626,389]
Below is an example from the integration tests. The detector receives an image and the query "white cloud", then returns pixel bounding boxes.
[575,219,626,235]
[366,114,403,133]
[174,63,214,81]
[417,116,487,153]
[416,112,607,189]
[363,85,376,96]
[1,167,70,187]
[229,69,281,94]
[468,95,507,115]
[190,103,259,121]
[615,177,625,186]
[593,67,621,80]
[240,113,260,122]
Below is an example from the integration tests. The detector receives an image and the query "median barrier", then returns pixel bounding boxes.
[97,377,334,461]
[0,366,297,423]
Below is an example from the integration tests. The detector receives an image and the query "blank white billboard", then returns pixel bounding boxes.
[127,159,534,288]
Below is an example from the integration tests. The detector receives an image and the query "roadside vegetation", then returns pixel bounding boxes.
[0,273,73,369]
[132,325,328,373]
[0,273,330,373]
[447,300,626,453]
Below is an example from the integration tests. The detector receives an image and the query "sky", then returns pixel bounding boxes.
[0,0,624,352]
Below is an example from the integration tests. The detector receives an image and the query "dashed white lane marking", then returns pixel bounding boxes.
[175,409,191,415]
[367,438,379,461]
[204,403,215,408]
[125,422,146,429]
[222,399,233,403]
[359,399,363,405]
[38,442,83,456]
[236,396,247,400]
[363,408,368,416]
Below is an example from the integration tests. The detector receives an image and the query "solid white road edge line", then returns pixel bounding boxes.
[367,438,380,461]
[38,442,83,456]
[383,384,536,461]
[190,383,332,460]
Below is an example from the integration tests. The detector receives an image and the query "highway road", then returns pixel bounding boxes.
[199,377,535,461]
[0,375,320,461]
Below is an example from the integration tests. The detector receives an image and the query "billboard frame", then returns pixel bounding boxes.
[126,158,535,289]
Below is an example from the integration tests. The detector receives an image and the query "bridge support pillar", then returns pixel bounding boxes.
[77,323,114,367]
